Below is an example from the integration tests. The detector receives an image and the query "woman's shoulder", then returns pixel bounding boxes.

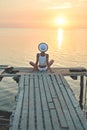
[37,53,49,57]
[46,53,49,57]
[37,53,40,57]
[43,53,49,57]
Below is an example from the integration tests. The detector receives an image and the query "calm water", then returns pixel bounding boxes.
[0,28,87,67]
[0,28,87,111]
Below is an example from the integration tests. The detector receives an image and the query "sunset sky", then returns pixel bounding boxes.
[0,0,87,28]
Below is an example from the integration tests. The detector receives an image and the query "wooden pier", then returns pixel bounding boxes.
[0,67,87,130]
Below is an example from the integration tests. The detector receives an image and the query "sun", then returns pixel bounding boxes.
[55,17,66,26]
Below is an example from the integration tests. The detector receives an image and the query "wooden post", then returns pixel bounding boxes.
[79,76,84,109]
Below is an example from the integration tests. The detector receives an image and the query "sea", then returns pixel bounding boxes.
[0,27,87,112]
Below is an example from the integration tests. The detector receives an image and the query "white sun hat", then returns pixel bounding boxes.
[38,42,48,52]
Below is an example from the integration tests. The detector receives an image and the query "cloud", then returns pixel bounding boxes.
[48,0,87,10]
[78,0,87,7]
[48,3,75,10]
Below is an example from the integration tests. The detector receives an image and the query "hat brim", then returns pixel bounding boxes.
[38,43,48,52]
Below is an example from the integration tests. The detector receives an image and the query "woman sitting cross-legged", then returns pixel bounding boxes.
[29,42,54,72]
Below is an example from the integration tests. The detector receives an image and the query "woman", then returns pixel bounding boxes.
[29,42,54,72]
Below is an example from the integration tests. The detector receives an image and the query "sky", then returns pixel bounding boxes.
[0,0,87,28]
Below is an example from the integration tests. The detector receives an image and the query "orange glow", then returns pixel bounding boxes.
[57,28,63,49]
[0,1,87,29]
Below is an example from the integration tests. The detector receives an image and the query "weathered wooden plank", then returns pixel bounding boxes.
[42,74,55,110]
[50,74,68,129]
[42,74,52,103]
[54,74,77,130]
[0,65,8,69]
[35,87,44,130]
[20,75,29,130]
[43,111,53,130]
[0,69,4,74]
[59,75,87,130]
[60,75,79,108]
[18,75,24,91]
[53,98,68,128]
[38,75,52,130]
[53,75,76,130]
[46,74,57,98]
[9,73,87,130]
[11,67,87,75]
[11,75,24,130]
[34,75,44,130]
[38,75,48,111]
[50,109,61,130]
[34,75,39,88]
[75,107,87,130]
[48,102,55,109]
[24,75,29,86]
[28,74,35,130]
[56,75,84,130]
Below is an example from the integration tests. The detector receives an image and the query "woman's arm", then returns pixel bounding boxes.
[32,53,39,71]
[46,54,53,72]
[36,53,39,65]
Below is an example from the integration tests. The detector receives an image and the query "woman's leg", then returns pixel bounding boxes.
[29,61,38,71]
[48,60,54,66]
[29,61,35,67]
[47,60,54,72]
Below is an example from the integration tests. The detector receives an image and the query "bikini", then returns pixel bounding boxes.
[38,55,48,71]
